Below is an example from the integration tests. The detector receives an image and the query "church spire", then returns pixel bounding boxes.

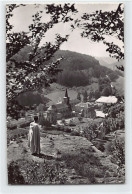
[63,89,70,105]
[65,89,68,98]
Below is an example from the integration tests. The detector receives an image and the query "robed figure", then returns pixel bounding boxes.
[28,116,40,155]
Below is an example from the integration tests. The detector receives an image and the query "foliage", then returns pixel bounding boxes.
[57,70,90,87]
[102,102,124,115]
[83,90,88,102]
[38,113,45,126]
[61,152,102,183]
[63,127,71,133]
[55,50,119,87]
[95,142,105,152]
[70,130,80,136]
[94,90,100,99]
[82,122,98,141]
[102,114,124,134]
[43,118,51,127]
[101,86,112,96]
[8,159,68,184]
[19,122,30,128]
[6,4,77,118]
[98,77,113,96]
[101,103,125,134]
[77,92,81,101]
[17,91,43,106]
[7,123,17,130]
[105,136,125,168]
[8,161,25,184]
[108,103,124,118]
[73,3,124,68]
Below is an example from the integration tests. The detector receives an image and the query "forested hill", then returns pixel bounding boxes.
[54,50,121,87]
[12,47,122,87]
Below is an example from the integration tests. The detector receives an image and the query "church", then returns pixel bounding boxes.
[45,89,74,124]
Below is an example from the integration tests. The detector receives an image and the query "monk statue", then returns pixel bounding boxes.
[28,116,40,155]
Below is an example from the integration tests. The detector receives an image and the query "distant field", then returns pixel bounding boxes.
[45,89,78,104]
[45,82,99,105]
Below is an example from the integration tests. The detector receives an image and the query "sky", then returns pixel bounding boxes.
[8,3,123,58]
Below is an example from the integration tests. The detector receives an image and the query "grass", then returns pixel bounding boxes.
[7,128,28,144]
[60,149,104,184]
[45,89,77,104]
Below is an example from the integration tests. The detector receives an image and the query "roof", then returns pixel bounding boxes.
[95,110,108,118]
[47,105,56,111]
[55,103,69,109]
[95,96,118,104]
[75,102,91,108]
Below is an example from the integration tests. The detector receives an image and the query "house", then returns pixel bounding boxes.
[74,102,96,118]
[95,96,118,105]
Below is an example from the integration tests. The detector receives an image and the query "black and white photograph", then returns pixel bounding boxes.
[6,3,125,185]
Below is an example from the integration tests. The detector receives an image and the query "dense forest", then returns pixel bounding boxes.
[12,48,123,88]
[54,50,123,87]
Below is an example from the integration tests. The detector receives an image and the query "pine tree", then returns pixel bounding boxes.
[83,91,88,102]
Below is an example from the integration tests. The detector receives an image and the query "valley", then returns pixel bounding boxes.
[7,50,125,185]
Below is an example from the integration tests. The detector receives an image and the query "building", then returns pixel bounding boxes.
[95,110,108,118]
[95,96,118,105]
[45,89,75,123]
[74,102,96,118]
[46,105,57,124]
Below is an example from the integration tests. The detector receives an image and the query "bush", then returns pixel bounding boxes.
[8,159,68,185]
[8,124,17,130]
[70,130,80,136]
[8,161,26,185]
[63,127,71,133]
[7,128,28,142]
[19,121,30,128]
[94,142,105,152]
[105,137,125,167]
[82,122,98,141]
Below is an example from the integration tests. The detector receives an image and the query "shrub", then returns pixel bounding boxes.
[8,124,17,130]
[94,142,105,152]
[8,159,68,185]
[7,128,28,142]
[8,161,26,185]
[70,130,80,136]
[19,121,30,128]
[105,136,125,167]
[63,127,71,133]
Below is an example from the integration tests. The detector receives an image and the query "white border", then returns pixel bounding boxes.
[0,1,132,194]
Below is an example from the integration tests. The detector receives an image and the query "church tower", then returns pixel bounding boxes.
[63,89,70,105]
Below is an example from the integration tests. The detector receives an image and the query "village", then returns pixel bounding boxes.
[7,88,121,143]
[7,87,125,184]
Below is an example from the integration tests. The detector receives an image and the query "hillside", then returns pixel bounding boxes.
[7,125,124,184]
[12,48,122,87]
[55,50,122,87]
[12,48,124,107]
[96,57,124,75]
[95,57,117,70]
